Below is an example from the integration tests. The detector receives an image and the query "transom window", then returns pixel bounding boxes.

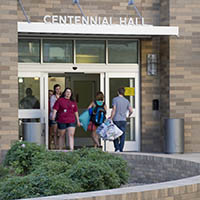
[76,40,105,63]
[43,40,73,63]
[108,40,138,63]
[18,39,138,64]
[18,39,40,63]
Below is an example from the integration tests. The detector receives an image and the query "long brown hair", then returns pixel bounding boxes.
[61,87,75,101]
[53,84,61,95]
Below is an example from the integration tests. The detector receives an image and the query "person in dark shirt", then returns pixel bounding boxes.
[52,87,80,150]
[19,88,40,109]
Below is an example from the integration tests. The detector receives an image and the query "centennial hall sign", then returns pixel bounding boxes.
[43,15,145,26]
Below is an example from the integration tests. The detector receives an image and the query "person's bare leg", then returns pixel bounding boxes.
[58,129,66,150]
[67,127,75,150]
[92,131,100,147]
[52,124,58,149]
[49,126,53,149]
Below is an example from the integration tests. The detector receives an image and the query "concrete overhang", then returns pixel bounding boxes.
[18,22,179,37]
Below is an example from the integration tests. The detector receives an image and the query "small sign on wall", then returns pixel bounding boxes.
[124,87,135,96]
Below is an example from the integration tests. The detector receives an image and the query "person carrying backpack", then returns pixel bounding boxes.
[88,91,107,148]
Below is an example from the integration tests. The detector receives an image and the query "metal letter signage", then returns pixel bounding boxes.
[43,15,145,26]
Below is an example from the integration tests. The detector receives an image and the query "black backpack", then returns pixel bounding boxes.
[91,101,106,126]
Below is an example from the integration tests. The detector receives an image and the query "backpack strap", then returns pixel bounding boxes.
[94,101,97,107]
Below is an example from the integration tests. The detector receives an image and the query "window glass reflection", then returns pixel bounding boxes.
[108,40,138,63]
[109,78,135,108]
[18,39,40,63]
[18,78,40,109]
[76,40,105,63]
[43,40,73,63]
[125,118,135,141]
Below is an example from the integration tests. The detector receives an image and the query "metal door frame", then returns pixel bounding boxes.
[103,71,140,152]
[18,72,49,147]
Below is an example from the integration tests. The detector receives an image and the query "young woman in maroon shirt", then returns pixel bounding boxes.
[52,87,80,150]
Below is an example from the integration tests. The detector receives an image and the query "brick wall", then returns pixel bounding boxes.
[23,183,200,200]
[160,0,170,151]
[17,0,160,25]
[141,38,161,152]
[0,0,18,162]
[121,154,200,184]
[169,0,200,152]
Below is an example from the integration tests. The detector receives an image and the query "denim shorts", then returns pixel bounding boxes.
[57,122,76,130]
[49,119,57,127]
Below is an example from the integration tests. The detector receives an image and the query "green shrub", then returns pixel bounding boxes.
[72,148,129,185]
[0,173,83,200]
[74,147,112,161]
[0,176,34,200]
[42,174,83,196]
[1,145,129,199]
[0,165,9,181]
[67,160,121,191]
[3,141,46,175]
[32,150,81,169]
[32,160,71,176]
[107,157,129,184]
[26,172,83,197]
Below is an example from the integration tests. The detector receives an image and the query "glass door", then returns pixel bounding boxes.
[104,72,140,152]
[65,73,100,148]
[18,72,48,147]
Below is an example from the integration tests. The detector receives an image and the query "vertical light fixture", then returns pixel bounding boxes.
[17,0,30,23]
[73,0,86,18]
[147,54,158,76]
[128,0,143,20]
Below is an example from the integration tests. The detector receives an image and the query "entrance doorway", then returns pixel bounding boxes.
[18,69,140,152]
[48,71,140,151]
[48,73,100,149]
[104,72,140,151]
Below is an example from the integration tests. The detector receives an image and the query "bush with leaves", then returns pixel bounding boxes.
[0,165,9,181]
[74,148,129,185]
[32,150,81,170]
[0,173,83,200]
[1,144,129,200]
[66,160,121,191]
[75,147,112,161]
[32,160,71,176]
[3,141,46,175]
[106,157,129,184]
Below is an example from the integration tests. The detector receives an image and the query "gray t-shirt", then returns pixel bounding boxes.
[112,96,130,121]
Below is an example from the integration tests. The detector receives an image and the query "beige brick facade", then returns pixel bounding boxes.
[1,0,200,155]
[0,0,18,162]
[168,0,200,152]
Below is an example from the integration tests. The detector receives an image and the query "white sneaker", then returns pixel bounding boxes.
[115,150,120,152]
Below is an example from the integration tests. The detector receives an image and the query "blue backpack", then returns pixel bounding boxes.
[91,101,106,126]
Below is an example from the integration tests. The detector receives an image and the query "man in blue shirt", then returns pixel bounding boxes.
[110,87,133,152]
